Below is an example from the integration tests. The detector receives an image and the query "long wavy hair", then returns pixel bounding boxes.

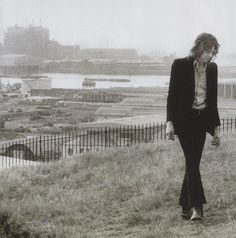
[190,33,220,59]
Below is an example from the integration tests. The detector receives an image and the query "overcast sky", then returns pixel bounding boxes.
[0,0,236,60]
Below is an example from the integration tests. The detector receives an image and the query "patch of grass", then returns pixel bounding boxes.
[0,134,235,237]
[0,131,26,141]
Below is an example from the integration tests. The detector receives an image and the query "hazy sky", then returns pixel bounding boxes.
[0,0,236,58]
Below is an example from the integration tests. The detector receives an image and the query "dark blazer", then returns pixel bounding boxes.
[166,56,220,136]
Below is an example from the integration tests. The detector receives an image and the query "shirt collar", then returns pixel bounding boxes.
[193,60,207,70]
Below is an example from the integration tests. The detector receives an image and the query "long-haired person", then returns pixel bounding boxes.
[166,33,221,221]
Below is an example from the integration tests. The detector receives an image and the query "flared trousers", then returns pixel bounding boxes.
[178,111,207,209]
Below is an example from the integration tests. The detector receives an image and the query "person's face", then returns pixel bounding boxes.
[198,46,216,63]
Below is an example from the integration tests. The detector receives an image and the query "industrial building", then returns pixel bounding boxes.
[3,24,80,60]
[4,25,50,58]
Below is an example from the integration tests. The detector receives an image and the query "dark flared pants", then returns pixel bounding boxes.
[178,112,207,209]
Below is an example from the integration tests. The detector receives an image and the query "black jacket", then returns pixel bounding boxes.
[166,57,220,136]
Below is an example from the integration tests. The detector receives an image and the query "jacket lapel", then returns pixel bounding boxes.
[188,57,195,105]
[206,64,210,105]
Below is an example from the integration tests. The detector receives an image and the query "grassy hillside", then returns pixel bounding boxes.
[0,134,235,237]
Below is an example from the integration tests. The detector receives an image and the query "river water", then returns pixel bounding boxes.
[48,73,170,88]
[1,73,236,89]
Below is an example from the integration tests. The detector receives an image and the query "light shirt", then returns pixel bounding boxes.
[192,60,207,109]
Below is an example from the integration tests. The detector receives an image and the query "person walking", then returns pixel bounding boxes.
[166,33,221,221]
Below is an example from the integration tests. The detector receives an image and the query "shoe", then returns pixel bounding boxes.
[181,207,191,220]
[190,207,202,221]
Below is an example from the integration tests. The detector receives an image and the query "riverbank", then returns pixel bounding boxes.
[43,61,236,78]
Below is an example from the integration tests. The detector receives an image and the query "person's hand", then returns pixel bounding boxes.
[211,127,220,147]
[211,135,220,147]
[166,121,175,140]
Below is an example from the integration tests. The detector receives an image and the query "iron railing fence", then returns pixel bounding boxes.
[0,118,235,169]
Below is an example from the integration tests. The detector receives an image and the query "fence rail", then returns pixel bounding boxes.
[0,118,235,169]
